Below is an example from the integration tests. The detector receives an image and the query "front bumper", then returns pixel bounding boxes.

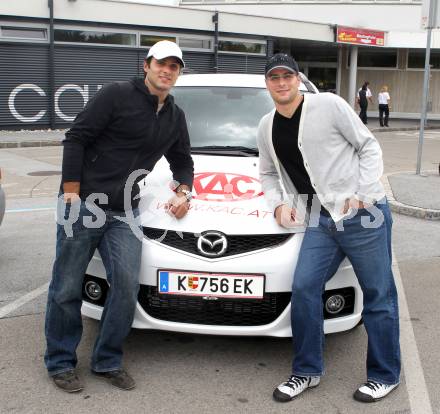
[82,232,363,337]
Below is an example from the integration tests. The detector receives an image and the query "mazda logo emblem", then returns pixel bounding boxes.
[197,231,228,257]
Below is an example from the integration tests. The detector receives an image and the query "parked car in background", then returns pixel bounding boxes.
[0,168,5,226]
[82,73,363,337]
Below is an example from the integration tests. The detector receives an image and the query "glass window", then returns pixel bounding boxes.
[291,46,337,63]
[179,37,211,50]
[54,29,136,46]
[218,40,266,55]
[140,34,176,47]
[173,87,273,149]
[349,48,397,68]
[308,68,337,93]
[408,50,440,69]
[1,26,47,40]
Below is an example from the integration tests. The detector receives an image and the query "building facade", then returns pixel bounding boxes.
[0,0,438,129]
[183,0,440,119]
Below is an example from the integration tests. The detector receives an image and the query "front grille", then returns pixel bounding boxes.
[142,227,292,258]
[82,277,356,326]
[138,285,292,326]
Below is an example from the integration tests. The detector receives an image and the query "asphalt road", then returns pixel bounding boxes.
[0,130,439,413]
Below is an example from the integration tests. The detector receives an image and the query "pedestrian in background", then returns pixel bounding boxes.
[357,84,369,124]
[358,81,373,105]
[378,85,391,127]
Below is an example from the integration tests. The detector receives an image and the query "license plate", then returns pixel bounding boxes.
[158,270,264,299]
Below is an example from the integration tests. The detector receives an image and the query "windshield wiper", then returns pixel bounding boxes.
[191,146,259,157]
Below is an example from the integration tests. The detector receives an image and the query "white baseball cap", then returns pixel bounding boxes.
[146,40,185,68]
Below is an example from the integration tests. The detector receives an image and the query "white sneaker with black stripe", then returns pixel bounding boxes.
[273,375,320,402]
[353,381,399,403]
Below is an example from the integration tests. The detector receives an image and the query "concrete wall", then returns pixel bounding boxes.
[0,0,333,42]
[185,2,440,49]
[2,0,438,117]
[184,2,422,32]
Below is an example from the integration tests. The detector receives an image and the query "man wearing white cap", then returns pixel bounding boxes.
[44,40,194,393]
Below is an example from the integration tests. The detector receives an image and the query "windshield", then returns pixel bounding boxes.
[173,87,274,150]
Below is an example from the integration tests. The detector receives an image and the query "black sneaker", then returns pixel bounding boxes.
[354,380,399,403]
[273,375,320,402]
[52,370,84,393]
[92,369,135,390]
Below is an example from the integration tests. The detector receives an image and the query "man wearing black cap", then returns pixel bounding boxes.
[257,53,400,404]
[44,40,194,393]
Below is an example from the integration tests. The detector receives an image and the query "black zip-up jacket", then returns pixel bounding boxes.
[62,77,194,210]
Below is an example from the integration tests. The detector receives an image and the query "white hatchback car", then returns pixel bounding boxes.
[82,74,363,337]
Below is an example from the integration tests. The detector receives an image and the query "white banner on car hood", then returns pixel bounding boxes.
[138,154,301,235]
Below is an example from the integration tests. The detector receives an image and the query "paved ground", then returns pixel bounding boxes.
[388,173,440,210]
[2,119,439,219]
[0,128,439,413]
[378,129,440,219]
[1,118,440,147]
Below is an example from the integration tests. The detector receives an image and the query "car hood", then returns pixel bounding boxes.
[138,154,302,235]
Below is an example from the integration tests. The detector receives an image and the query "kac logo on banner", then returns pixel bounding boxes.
[192,172,263,202]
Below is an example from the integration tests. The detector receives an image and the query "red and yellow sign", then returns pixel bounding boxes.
[337,26,385,47]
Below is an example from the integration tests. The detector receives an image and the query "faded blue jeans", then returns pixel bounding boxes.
[44,200,141,376]
[291,199,401,385]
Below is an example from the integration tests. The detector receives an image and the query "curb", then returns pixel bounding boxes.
[0,126,439,148]
[371,125,440,133]
[0,140,62,148]
[382,171,440,220]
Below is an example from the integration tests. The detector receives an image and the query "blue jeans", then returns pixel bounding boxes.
[44,200,141,376]
[291,199,401,385]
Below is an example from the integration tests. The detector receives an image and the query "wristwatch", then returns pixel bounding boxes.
[177,188,193,202]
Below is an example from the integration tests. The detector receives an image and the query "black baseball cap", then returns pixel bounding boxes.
[265,53,299,77]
